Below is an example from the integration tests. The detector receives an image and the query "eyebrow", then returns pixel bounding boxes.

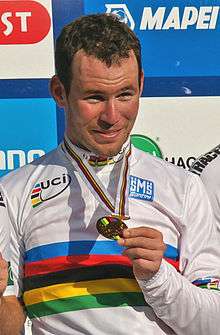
[83,86,135,95]
[83,90,103,95]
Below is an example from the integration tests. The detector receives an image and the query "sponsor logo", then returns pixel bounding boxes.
[0,149,45,171]
[105,4,135,30]
[131,134,163,158]
[140,6,219,30]
[165,156,196,170]
[129,175,154,201]
[105,4,220,31]
[189,144,220,176]
[31,174,71,208]
[0,192,5,208]
[0,1,51,44]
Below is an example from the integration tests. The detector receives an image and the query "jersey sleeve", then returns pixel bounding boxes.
[200,161,220,232]
[137,173,220,335]
[0,190,10,261]
[0,184,24,298]
[189,145,220,231]
[0,188,15,296]
[180,173,220,283]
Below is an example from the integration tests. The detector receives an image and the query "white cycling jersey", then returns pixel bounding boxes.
[0,190,14,296]
[190,144,220,230]
[0,191,9,261]
[1,138,220,335]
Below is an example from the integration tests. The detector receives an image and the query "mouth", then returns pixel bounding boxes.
[90,129,124,145]
[93,129,122,138]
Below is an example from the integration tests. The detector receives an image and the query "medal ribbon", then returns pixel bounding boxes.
[62,137,131,219]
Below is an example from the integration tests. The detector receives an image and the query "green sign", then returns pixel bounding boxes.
[131,134,163,158]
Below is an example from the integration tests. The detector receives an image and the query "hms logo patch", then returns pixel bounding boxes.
[129,175,154,201]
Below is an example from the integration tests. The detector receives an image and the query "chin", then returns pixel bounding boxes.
[86,134,129,157]
[95,144,123,157]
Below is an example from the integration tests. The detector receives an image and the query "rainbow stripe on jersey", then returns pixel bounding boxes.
[23,240,179,319]
[30,183,42,208]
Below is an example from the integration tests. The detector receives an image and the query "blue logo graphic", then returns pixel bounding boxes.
[129,175,154,201]
[105,4,135,30]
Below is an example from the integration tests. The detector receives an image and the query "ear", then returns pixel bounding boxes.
[50,75,67,108]
[139,70,144,97]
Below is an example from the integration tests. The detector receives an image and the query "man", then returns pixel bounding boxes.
[190,144,220,231]
[1,13,220,334]
[0,191,25,334]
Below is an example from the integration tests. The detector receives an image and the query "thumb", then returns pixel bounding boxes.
[0,254,8,297]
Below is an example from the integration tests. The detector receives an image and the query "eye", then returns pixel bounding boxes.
[85,95,105,103]
[117,91,134,101]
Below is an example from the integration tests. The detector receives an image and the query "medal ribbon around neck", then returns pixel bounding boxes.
[63,138,131,219]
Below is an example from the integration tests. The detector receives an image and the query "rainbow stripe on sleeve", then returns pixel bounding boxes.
[23,241,179,319]
[192,277,220,290]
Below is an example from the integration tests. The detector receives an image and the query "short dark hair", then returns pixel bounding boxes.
[55,13,142,94]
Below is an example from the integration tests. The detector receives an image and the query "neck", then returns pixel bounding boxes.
[65,134,127,158]
[63,134,130,166]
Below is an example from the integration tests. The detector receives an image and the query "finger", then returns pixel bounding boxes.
[122,247,164,261]
[0,257,7,272]
[0,253,7,266]
[0,266,8,297]
[122,227,163,239]
[0,260,8,281]
[118,236,165,251]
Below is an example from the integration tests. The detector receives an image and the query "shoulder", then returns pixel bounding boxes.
[130,144,202,206]
[0,146,65,196]
[131,144,192,183]
[130,145,205,222]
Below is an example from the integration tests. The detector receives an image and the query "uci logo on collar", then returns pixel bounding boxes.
[129,175,154,201]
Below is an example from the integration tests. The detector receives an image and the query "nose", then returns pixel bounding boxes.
[99,100,119,127]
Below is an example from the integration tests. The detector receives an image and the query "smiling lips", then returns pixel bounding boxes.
[93,129,122,138]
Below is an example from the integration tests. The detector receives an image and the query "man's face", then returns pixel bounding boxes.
[53,50,143,157]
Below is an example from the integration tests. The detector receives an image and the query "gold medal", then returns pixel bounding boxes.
[96,216,127,240]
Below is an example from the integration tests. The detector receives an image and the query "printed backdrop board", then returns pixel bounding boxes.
[0,0,219,178]
[0,0,54,79]
[0,1,219,333]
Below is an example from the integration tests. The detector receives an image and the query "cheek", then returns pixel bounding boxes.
[123,100,139,122]
[74,102,100,126]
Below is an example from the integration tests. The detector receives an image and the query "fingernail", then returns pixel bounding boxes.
[117,238,124,245]
[123,229,130,237]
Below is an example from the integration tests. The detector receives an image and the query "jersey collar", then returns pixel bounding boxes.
[63,134,130,167]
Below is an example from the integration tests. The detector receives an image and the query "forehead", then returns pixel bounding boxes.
[71,50,139,84]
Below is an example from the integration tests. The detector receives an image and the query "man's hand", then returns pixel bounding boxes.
[0,253,26,334]
[118,227,166,280]
[0,253,7,300]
